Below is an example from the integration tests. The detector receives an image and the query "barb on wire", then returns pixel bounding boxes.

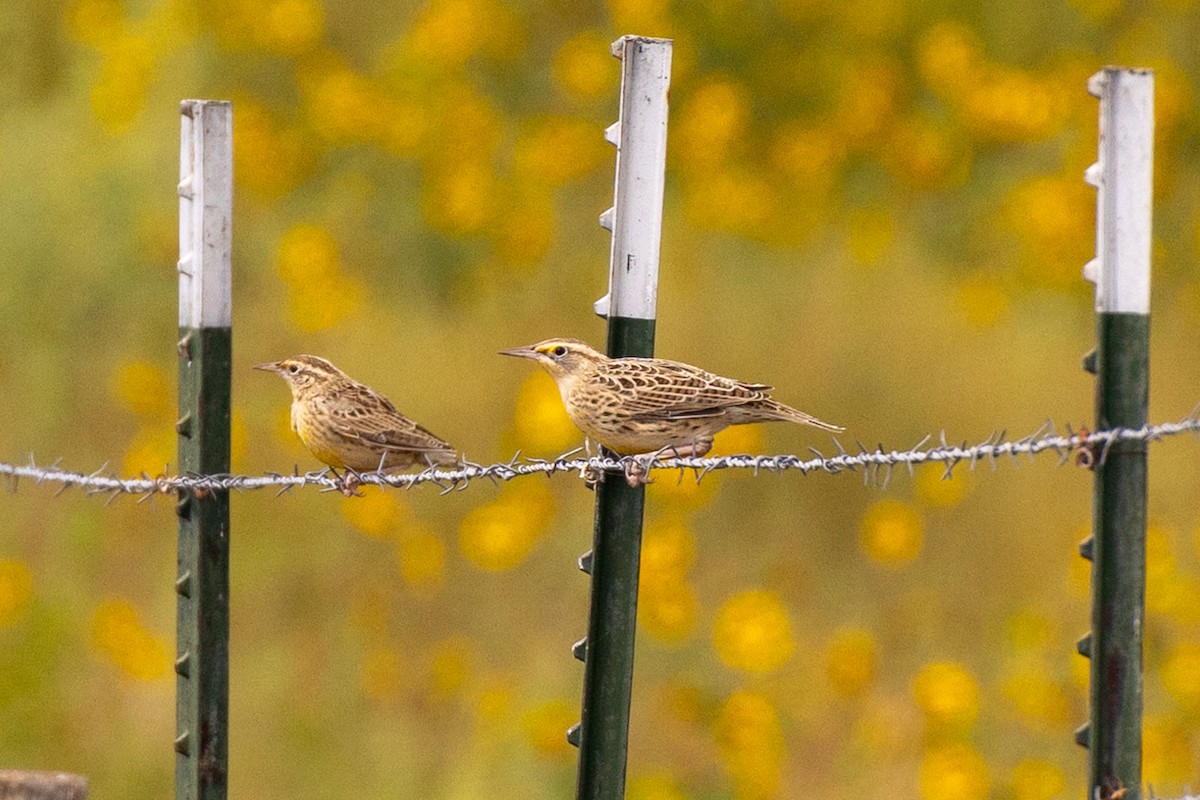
[0,412,1197,500]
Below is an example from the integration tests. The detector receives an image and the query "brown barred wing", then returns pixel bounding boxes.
[593,358,773,421]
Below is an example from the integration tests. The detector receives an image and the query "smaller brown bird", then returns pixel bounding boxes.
[501,338,843,485]
[255,354,456,493]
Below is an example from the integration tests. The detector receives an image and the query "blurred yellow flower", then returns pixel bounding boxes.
[859,499,924,567]
[920,743,990,800]
[1145,525,1193,619]
[1143,715,1194,786]
[711,423,763,456]
[912,662,980,729]
[674,79,748,168]
[959,68,1071,143]
[1157,574,1200,625]
[713,691,784,800]
[422,161,497,235]
[278,223,338,283]
[1000,666,1071,727]
[361,644,404,700]
[122,425,174,477]
[430,636,473,698]
[522,699,576,758]
[511,372,579,454]
[1008,759,1065,800]
[405,0,494,66]
[682,169,776,235]
[712,589,795,673]
[845,207,895,267]
[276,223,364,331]
[305,66,392,144]
[91,599,170,681]
[639,517,699,643]
[230,407,249,471]
[1160,642,1200,711]
[825,627,878,698]
[915,463,971,507]
[476,673,513,725]
[340,486,405,538]
[640,577,698,644]
[257,0,323,55]
[916,22,982,97]
[647,467,719,507]
[627,771,688,800]
[1146,523,1176,578]
[513,116,608,187]
[459,480,555,572]
[1003,175,1093,286]
[111,360,172,420]
[834,61,899,145]
[66,0,124,47]
[605,0,671,38]
[884,115,967,190]
[641,518,696,581]
[233,100,313,198]
[423,85,501,163]
[955,274,1009,328]
[0,560,33,628]
[90,36,155,133]
[1005,608,1054,652]
[397,526,446,595]
[769,123,844,186]
[553,32,620,100]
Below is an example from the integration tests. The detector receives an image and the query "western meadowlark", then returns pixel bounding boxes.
[255,354,456,494]
[500,338,843,485]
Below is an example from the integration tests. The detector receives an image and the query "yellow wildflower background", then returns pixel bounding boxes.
[0,1,1199,798]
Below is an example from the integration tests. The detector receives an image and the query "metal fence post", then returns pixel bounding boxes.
[176,99,233,800]
[1076,68,1153,800]
[570,36,672,800]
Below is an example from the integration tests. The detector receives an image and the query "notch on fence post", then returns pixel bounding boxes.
[571,35,672,800]
[1078,67,1152,800]
[176,99,232,800]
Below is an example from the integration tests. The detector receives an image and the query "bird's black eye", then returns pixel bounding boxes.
[287,364,300,375]
[552,345,567,358]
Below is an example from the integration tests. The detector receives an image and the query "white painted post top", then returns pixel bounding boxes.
[179,100,233,329]
[594,36,672,321]
[1083,68,1153,315]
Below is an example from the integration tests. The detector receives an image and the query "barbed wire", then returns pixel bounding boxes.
[1,411,1198,501]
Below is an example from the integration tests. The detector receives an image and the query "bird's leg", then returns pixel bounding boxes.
[624,439,713,487]
[334,467,364,498]
[581,438,604,488]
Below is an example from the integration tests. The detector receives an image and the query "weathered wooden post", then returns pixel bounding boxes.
[1076,68,1153,800]
[0,771,88,800]
[175,99,232,800]
[571,36,672,800]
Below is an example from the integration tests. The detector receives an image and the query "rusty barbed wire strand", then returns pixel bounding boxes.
[1,412,1198,500]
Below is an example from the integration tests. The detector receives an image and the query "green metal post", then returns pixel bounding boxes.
[1077,69,1153,800]
[572,36,672,800]
[176,100,233,800]
[574,318,655,800]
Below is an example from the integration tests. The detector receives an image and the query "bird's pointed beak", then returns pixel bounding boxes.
[254,361,282,373]
[499,345,540,360]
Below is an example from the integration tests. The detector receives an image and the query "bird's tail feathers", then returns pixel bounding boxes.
[763,399,845,432]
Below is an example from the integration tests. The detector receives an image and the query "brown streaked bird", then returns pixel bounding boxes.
[255,355,456,491]
[500,338,843,485]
